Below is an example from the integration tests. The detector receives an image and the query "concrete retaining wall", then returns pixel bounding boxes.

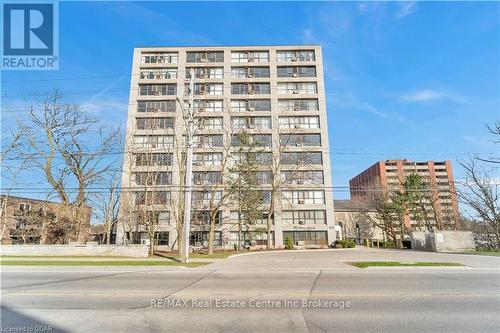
[0,243,149,258]
[410,231,475,252]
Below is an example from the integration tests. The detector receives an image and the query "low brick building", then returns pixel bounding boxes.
[0,195,91,245]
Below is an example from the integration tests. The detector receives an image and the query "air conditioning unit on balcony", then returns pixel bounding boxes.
[248,124,256,129]
[154,91,161,96]
[248,58,255,62]
[195,161,204,166]
[155,74,162,79]
[298,220,305,225]
[292,73,298,78]
[293,106,301,111]
[297,180,304,185]
[294,124,302,129]
[292,90,300,94]
[298,198,305,204]
[296,142,303,147]
[247,73,254,78]
[157,58,164,63]
[248,106,255,111]
[291,57,299,62]
[153,107,160,112]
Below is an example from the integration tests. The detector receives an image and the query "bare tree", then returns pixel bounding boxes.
[91,171,120,244]
[14,92,120,242]
[475,121,499,164]
[458,158,499,249]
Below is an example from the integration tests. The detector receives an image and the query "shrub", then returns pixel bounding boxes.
[284,237,294,250]
[336,240,356,248]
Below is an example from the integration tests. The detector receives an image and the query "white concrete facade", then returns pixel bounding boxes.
[117,45,336,249]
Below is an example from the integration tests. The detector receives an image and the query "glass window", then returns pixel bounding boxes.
[278,99,319,112]
[231,51,269,63]
[277,83,317,95]
[140,68,177,79]
[136,117,174,130]
[281,152,323,165]
[135,153,173,166]
[186,51,224,63]
[280,134,321,147]
[276,50,315,62]
[279,116,320,129]
[133,135,174,148]
[186,67,223,79]
[137,100,176,113]
[141,52,178,64]
[139,84,177,96]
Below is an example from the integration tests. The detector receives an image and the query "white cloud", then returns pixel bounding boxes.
[401,89,465,103]
[396,2,417,19]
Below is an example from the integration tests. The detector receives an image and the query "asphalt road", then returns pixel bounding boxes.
[1,248,499,333]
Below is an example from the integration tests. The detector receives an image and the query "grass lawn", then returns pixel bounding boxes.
[349,261,464,268]
[155,250,241,260]
[0,260,209,267]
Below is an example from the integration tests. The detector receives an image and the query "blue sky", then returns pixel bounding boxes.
[1,1,499,200]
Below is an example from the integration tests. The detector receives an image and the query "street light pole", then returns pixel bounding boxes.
[181,68,195,263]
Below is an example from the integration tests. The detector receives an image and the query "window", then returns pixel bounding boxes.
[231,51,269,63]
[192,171,222,185]
[188,83,223,96]
[231,134,272,147]
[193,153,222,166]
[18,203,31,212]
[186,67,223,79]
[134,191,171,205]
[277,82,317,94]
[191,100,224,112]
[136,117,174,130]
[141,52,178,64]
[282,210,326,225]
[140,68,177,80]
[279,116,320,129]
[283,171,324,185]
[139,84,177,96]
[231,67,270,78]
[231,83,271,95]
[191,211,222,225]
[190,231,222,247]
[277,66,316,78]
[280,134,321,147]
[281,152,322,165]
[133,135,174,148]
[198,117,223,130]
[154,232,169,246]
[279,99,319,112]
[228,231,274,246]
[282,190,325,204]
[231,117,272,129]
[192,191,222,206]
[135,153,173,166]
[230,100,271,112]
[134,172,172,186]
[137,100,176,113]
[186,51,224,63]
[193,135,223,148]
[282,231,327,246]
[276,50,315,62]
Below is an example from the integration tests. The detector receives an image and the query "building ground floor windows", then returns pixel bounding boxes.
[190,231,222,247]
[282,231,328,246]
[228,231,274,247]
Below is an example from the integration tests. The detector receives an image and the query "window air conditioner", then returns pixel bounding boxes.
[248,124,256,129]
[292,73,298,78]
[248,58,255,62]
[248,106,255,111]
[298,198,305,204]
[153,107,160,112]
[297,180,304,185]
[155,74,162,79]
[154,90,161,96]
[294,124,302,129]
[293,106,301,111]
[291,57,298,62]
[296,142,303,147]
[195,180,203,185]
[199,73,206,79]
[298,220,305,225]
[195,161,204,166]
[247,73,254,78]
[292,90,300,94]
[157,58,164,63]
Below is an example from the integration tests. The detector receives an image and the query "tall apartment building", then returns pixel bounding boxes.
[117,45,336,249]
[349,160,459,230]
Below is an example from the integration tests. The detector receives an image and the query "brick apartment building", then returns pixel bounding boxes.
[349,160,459,230]
[117,45,336,249]
[0,195,91,245]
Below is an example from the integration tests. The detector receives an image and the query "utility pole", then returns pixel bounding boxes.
[181,68,195,263]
